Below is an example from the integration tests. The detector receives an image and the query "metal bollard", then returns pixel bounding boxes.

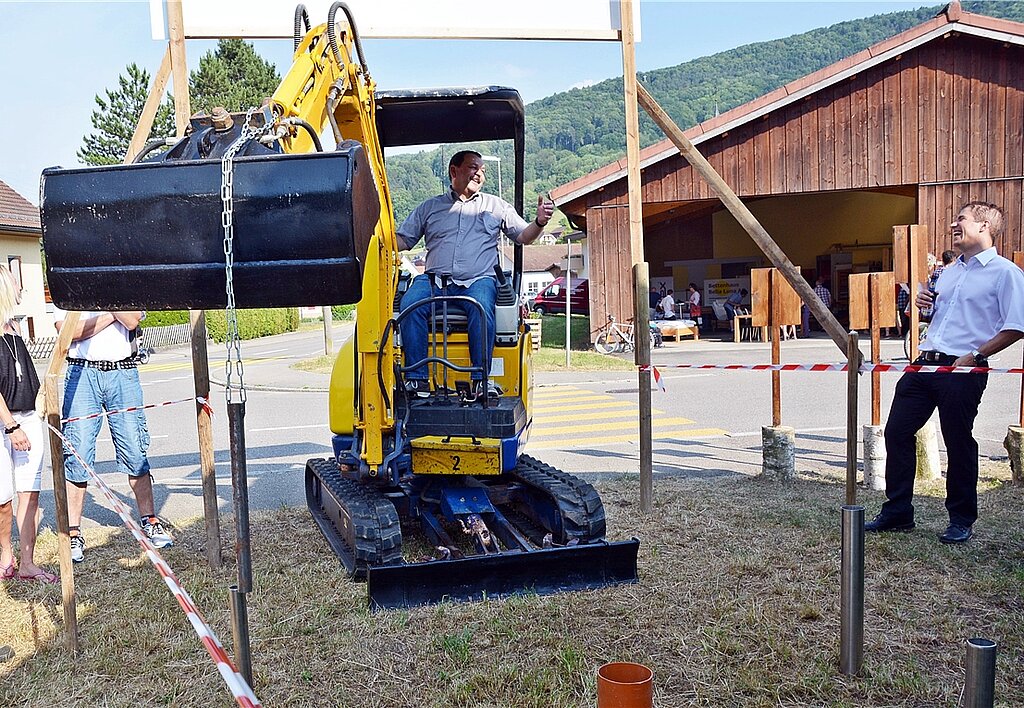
[963,638,996,708]
[229,585,253,688]
[840,505,864,676]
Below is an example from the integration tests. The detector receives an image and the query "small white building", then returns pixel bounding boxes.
[0,180,49,338]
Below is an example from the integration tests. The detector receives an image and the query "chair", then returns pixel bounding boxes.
[711,301,730,332]
[735,307,761,342]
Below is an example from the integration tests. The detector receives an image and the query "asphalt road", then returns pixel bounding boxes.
[31,325,1024,530]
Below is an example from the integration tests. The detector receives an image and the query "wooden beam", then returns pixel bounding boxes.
[167,1,192,136]
[619,0,652,514]
[44,310,81,653]
[636,82,853,359]
[125,46,172,164]
[190,311,221,568]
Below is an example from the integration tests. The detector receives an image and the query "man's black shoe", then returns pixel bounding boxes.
[864,514,915,533]
[938,524,973,544]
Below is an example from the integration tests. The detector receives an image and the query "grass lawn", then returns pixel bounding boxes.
[3,462,1022,707]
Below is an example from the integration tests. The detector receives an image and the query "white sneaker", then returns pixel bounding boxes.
[70,534,85,563]
[142,518,174,549]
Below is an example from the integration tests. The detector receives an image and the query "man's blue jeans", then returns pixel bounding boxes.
[400,275,496,382]
[62,365,151,484]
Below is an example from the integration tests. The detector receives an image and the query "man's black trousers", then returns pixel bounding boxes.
[881,364,988,527]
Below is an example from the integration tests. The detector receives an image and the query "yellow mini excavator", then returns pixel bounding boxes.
[40,3,638,608]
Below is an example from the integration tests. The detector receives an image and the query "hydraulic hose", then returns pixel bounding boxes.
[293,5,311,52]
[328,2,370,78]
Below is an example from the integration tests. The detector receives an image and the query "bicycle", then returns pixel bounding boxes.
[594,314,661,354]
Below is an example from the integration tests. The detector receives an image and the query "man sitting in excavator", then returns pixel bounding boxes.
[396,150,554,399]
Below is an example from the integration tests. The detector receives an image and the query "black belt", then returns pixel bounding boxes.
[918,351,957,364]
[67,357,138,371]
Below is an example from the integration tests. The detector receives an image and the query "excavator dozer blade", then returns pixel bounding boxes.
[40,147,378,311]
[366,539,640,610]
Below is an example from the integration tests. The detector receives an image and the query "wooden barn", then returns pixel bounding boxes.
[551,2,1024,328]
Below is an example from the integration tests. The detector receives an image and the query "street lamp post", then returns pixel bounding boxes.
[481,155,510,271]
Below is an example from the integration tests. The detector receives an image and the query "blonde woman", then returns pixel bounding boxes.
[0,265,55,583]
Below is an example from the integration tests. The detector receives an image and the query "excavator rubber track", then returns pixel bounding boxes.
[304,458,403,578]
[503,454,607,543]
[372,458,636,609]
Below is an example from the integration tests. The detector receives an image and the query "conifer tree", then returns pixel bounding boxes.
[77,63,176,165]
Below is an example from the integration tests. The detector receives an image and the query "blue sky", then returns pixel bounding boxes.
[0,1,937,204]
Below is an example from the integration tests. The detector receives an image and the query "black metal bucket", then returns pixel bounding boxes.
[40,145,379,311]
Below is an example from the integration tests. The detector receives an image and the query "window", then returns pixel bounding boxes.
[7,256,22,292]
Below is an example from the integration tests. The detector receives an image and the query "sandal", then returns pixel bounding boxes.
[1,562,15,580]
[17,569,59,584]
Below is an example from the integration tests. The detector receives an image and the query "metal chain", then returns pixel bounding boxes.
[220,108,264,404]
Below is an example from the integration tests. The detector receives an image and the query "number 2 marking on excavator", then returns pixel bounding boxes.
[451,455,461,471]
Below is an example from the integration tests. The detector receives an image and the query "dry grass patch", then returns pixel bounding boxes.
[2,463,1022,707]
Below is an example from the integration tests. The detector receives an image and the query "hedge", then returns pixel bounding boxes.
[331,304,356,320]
[141,310,191,327]
[537,314,592,350]
[204,308,300,343]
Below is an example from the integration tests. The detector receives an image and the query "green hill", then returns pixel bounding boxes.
[384,1,1024,227]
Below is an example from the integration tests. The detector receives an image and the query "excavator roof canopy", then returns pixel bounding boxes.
[374,86,524,148]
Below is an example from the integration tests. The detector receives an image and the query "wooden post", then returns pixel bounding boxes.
[770,270,782,427]
[846,330,859,506]
[635,83,854,362]
[167,1,192,137]
[848,272,896,427]
[125,46,172,163]
[619,0,653,514]
[1014,252,1024,427]
[322,306,333,357]
[190,311,222,568]
[869,274,881,427]
[43,311,81,652]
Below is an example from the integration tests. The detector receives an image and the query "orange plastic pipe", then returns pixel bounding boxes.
[597,662,653,708]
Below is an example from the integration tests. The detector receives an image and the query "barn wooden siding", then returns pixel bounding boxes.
[573,33,1024,327]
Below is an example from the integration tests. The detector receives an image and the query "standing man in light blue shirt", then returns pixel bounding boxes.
[866,201,1024,544]
[396,150,553,398]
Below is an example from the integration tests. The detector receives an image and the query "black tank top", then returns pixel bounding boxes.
[0,333,40,412]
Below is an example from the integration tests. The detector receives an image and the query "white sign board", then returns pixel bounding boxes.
[153,0,639,41]
[704,277,751,306]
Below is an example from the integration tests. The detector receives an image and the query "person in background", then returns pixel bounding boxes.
[649,285,662,320]
[724,288,748,331]
[659,289,676,320]
[55,309,173,562]
[0,265,56,583]
[866,201,1024,544]
[895,282,911,339]
[687,283,701,326]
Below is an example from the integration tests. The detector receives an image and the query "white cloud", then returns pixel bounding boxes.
[569,79,598,90]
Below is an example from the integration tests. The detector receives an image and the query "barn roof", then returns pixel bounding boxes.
[551,1,1024,208]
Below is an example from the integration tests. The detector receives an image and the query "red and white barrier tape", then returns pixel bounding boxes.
[47,418,259,707]
[60,396,214,425]
[642,362,1018,375]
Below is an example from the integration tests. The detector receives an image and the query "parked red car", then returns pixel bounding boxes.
[531,277,589,316]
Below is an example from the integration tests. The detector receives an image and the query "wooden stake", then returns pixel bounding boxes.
[1014,252,1024,427]
[636,83,854,361]
[190,311,222,568]
[870,273,881,426]
[847,330,859,506]
[770,270,782,427]
[43,311,81,653]
[620,0,653,514]
[167,1,192,136]
[125,46,172,163]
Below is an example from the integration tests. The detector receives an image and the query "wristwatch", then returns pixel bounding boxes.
[970,349,989,367]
